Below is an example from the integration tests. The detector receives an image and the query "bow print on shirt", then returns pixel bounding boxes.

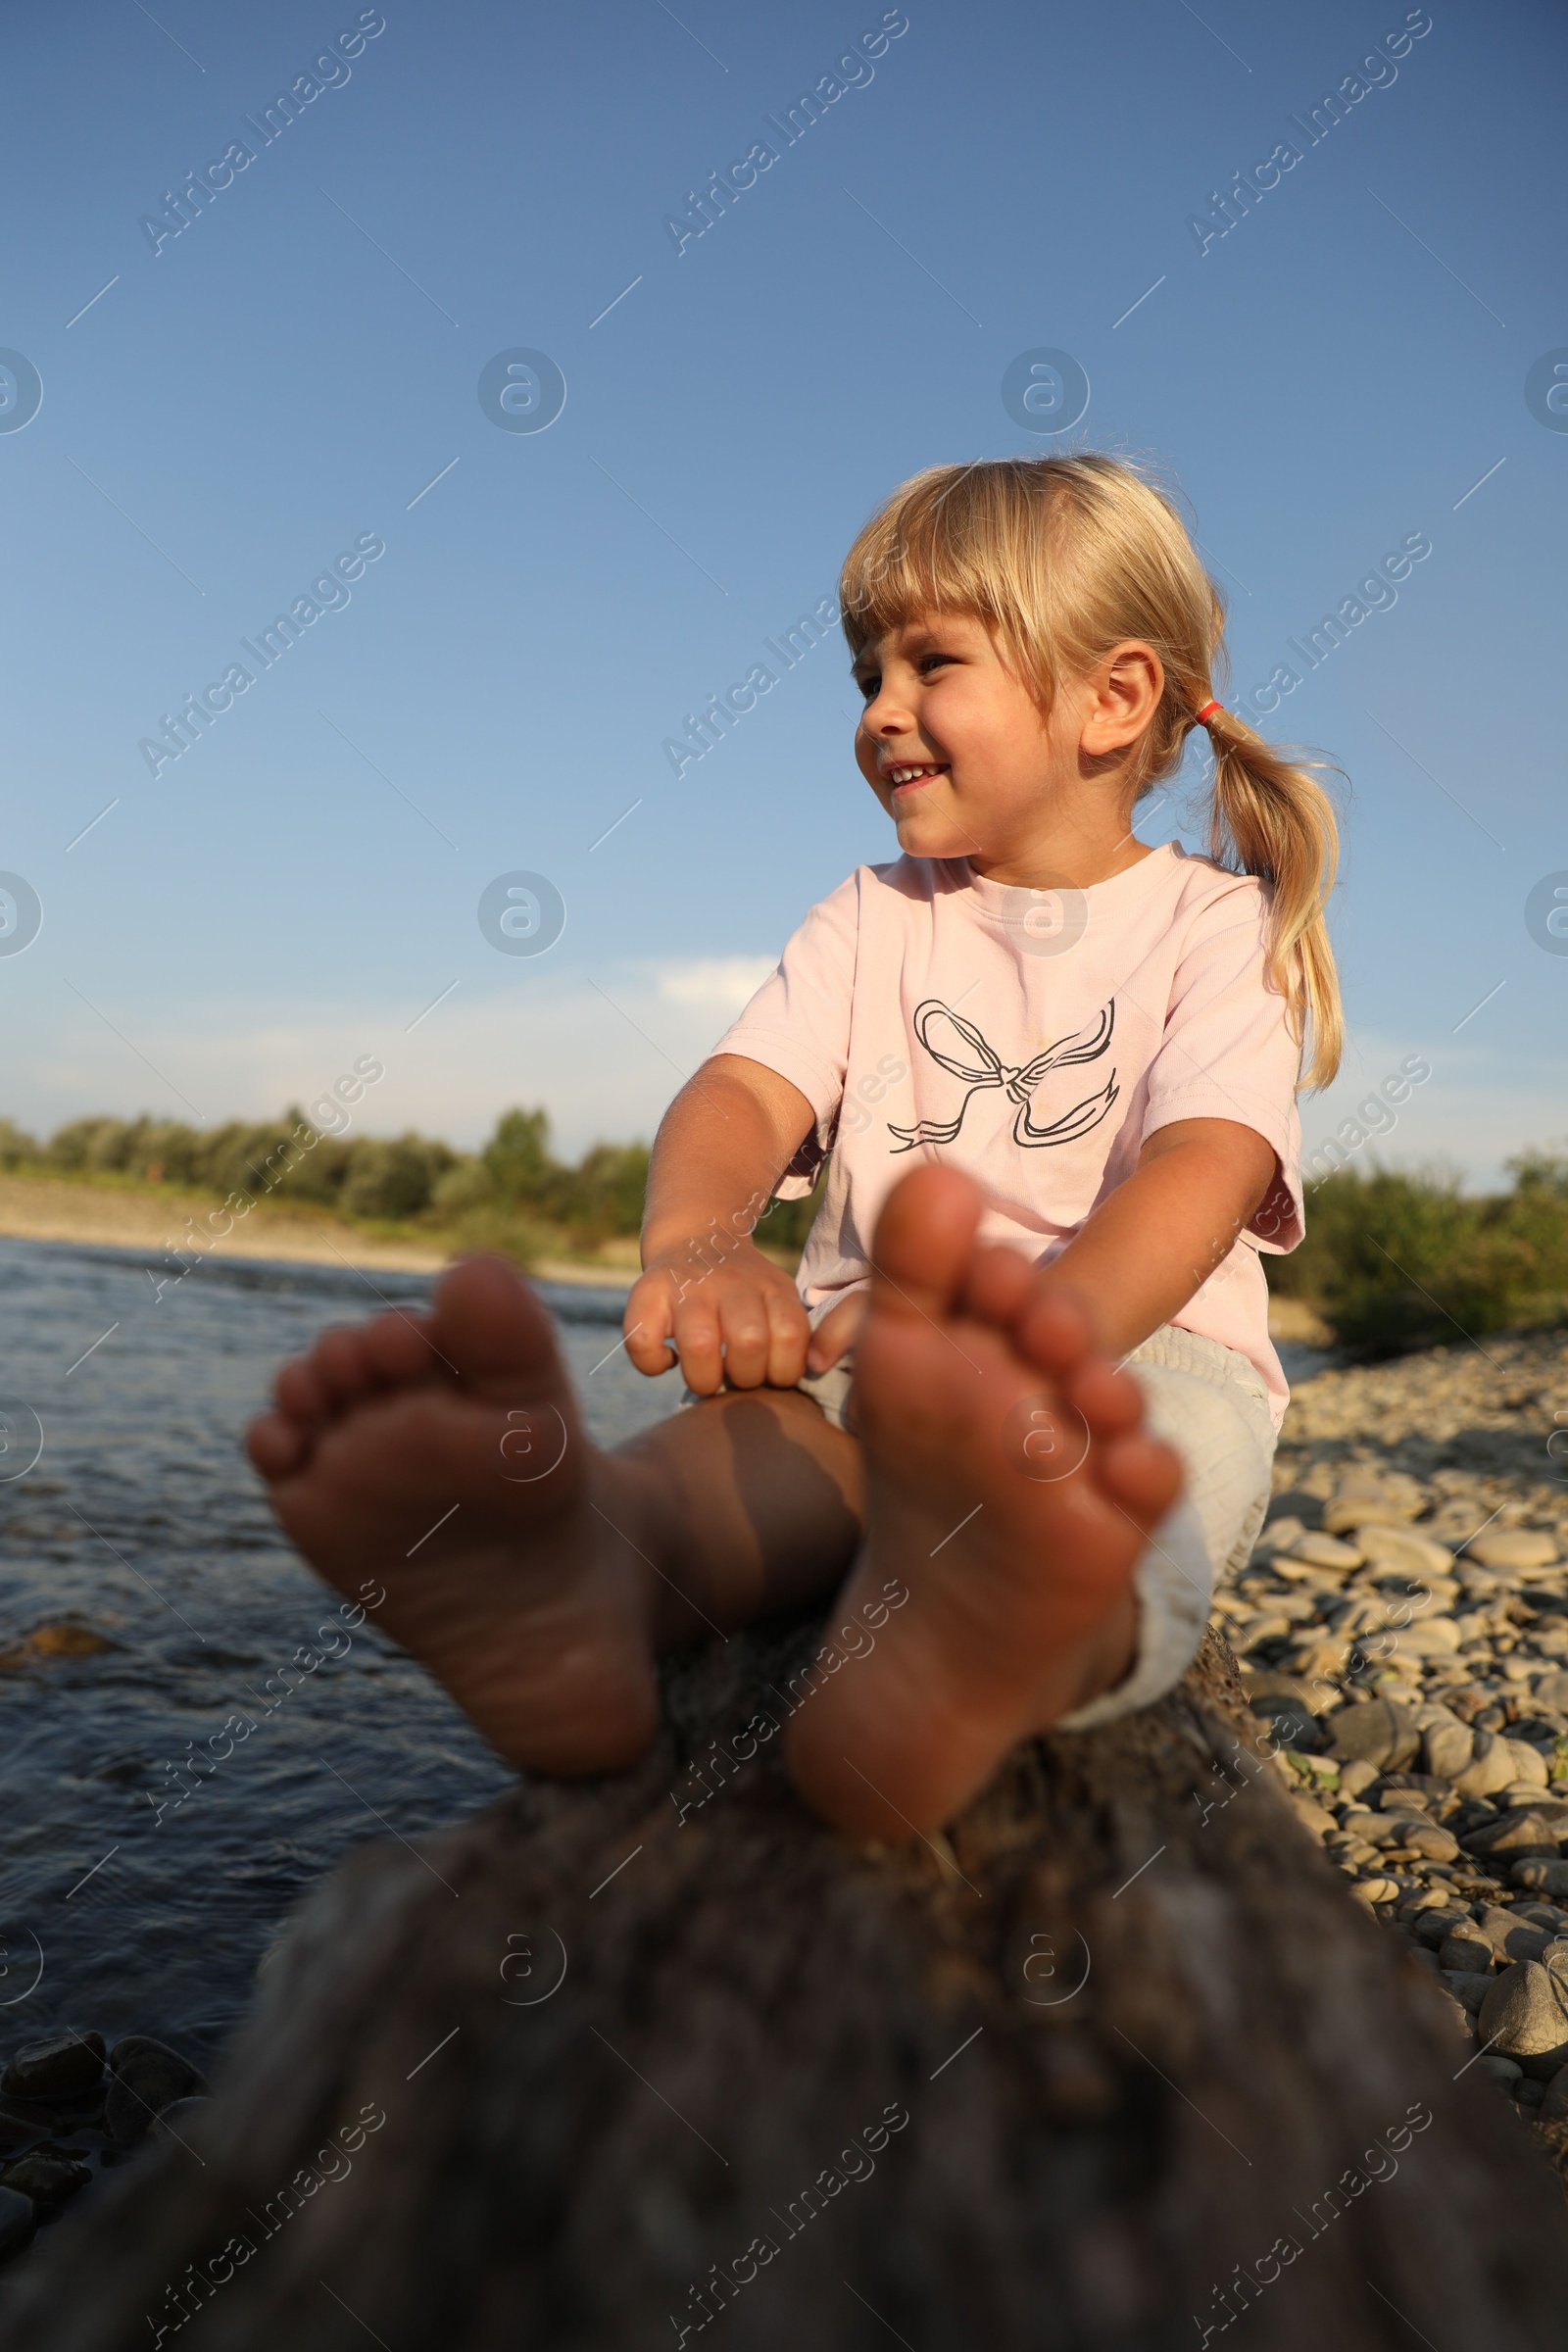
[888,999,1119,1152]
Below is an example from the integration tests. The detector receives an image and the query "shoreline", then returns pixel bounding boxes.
[0,1174,1343,1326]
[0,1174,637,1292]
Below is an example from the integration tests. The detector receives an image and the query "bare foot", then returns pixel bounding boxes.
[784,1165,1184,1840]
[245,1258,667,1778]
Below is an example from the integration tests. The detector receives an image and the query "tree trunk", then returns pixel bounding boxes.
[6,1618,1567,2351]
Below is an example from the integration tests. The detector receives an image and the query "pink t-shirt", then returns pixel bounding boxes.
[711,844,1304,1431]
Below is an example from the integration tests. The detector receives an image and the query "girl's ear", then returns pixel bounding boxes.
[1079,643,1163,754]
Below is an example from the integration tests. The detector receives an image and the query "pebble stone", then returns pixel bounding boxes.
[1322,1496,1421,1534]
[0,2028,206,2270]
[1287,1532,1364,1570]
[1478,1961,1568,2078]
[0,2034,104,2106]
[1357,1525,1459,1581]
[104,2040,209,2148]
[1228,1325,1568,2127]
[0,2154,91,2208]
[1472,1532,1561,1571]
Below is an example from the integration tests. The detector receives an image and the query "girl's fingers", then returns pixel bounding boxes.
[672,1291,724,1396]
[623,1272,678,1377]
[716,1285,771,1390]
[806,1291,867,1373]
[764,1288,811,1389]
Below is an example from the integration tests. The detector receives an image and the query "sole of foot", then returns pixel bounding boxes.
[784,1164,1184,1842]
[245,1255,662,1778]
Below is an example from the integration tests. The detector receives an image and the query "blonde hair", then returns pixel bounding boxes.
[839,454,1343,1089]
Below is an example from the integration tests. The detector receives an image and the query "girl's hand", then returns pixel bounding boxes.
[806,1291,868,1373]
[624,1241,811,1394]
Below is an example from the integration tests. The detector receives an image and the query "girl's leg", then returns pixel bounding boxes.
[624,1386,864,1643]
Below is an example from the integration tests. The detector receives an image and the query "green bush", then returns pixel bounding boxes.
[1268,1156,1568,1356]
[554,1142,651,1246]
[438,1200,562,1271]
[430,1161,495,1217]
[468,1109,650,1246]
[48,1116,130,1173]
[482,1108,553,1206]
[752,1183,825,1258]
[39,1108,355,1204]
[339,1133,459,1221]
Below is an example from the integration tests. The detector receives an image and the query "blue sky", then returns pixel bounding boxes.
[1,0,1563,1184]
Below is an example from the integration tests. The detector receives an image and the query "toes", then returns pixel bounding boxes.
[960,1244,1034,1328]
[1099,1430,1184,1528]
[869,1164,984,1322]
[1013,1285,1098,1375]
[274,1356,330,1425]
[311,1324,377,1408]
[1064,1356,1148,1440]
[430,1254,569,1406]
[361,1307,445,1386]
[246,1409,308,1481]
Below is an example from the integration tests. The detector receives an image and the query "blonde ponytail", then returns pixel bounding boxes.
[840,453,1346,1093]
[1201,706,1343,1088]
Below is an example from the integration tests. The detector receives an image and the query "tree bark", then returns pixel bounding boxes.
[6,1618,1568,2351]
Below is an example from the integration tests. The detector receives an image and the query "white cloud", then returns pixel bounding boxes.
[12,959,778,1156]
[655,956,776,1011]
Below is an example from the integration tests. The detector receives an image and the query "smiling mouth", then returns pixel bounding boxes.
[886,762,949,793]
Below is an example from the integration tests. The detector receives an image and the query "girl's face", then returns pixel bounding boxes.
[851,611,1162,884]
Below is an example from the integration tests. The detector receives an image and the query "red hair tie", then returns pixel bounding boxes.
[1195,700,1222,725]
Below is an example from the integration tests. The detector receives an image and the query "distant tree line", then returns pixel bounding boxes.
[20,1103,1561,1353]
[0,1105,821,1260]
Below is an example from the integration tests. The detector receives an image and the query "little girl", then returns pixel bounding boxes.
[248,454,1341,1841]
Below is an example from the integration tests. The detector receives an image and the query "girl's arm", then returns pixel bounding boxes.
[1031,1117,1279,1359]
[624,1054,818,1393]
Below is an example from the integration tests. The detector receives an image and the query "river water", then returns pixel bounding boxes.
[0,1237,679,2077]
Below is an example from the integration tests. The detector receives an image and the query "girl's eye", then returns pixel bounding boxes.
[917,653,956,675]
[855,674,879,701]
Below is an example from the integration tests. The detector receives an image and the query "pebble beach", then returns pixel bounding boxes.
[1230,1327,1568,2141]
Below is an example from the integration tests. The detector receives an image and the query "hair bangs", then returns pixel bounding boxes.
[838,465,1037,662]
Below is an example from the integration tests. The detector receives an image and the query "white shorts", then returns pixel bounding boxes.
[1060,1324,1276,1728]
[684,1322,1276,1728]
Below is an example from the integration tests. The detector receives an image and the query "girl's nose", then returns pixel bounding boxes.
[864,684,913,735]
